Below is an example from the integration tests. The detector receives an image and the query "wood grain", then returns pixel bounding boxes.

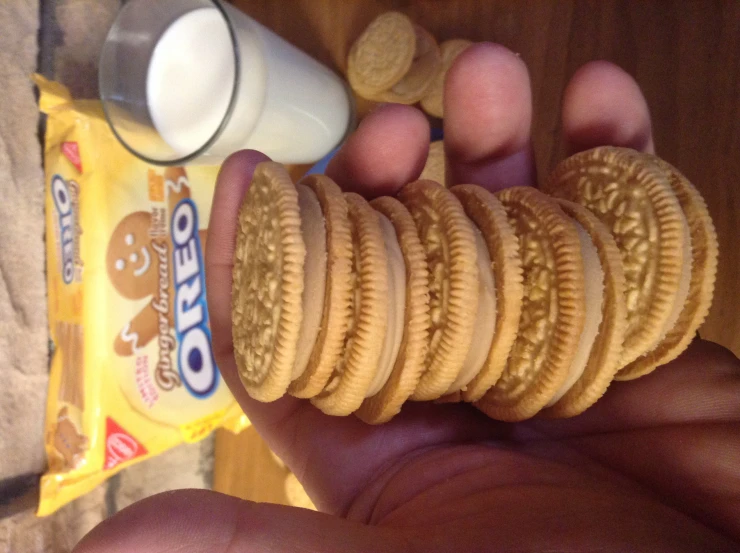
[213,426,290,505]
[216,0,740,501]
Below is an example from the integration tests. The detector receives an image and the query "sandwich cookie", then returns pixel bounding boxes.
[347,12,441,104]
[289,175,354,398]
[420,39,472,118]
[542,200,627,418]
[232,162,306,402]
[398,180,480,401]
[420,140,446,187]
[617,154,718,380]
[544,147,691,368]
[450,184,524,402]
[347,12,416,99]
[373,25,441,104]
[356,197,431,424]
[475,187,586,421]
[433,209,495,404]
[311,193,389,416]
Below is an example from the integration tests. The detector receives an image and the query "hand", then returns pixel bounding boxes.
[75,44,740,552]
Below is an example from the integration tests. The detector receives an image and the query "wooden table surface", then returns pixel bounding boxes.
[215,0,740,505]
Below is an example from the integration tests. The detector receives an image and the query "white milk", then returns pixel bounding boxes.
[146,5,352,164]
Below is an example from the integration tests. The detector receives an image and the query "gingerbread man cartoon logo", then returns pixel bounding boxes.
[106,168,209,393]
[52,406,89,472]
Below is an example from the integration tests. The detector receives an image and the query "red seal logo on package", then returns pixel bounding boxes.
[104,417,148,470]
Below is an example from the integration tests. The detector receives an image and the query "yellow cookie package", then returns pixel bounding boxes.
[36,76,249,516]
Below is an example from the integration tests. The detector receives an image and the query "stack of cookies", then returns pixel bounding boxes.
[346,12,471,119]
[232,146,717,423]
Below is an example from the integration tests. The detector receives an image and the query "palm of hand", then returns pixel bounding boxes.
[76,45,740,553]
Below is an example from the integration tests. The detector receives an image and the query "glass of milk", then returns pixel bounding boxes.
[99,0,354,165]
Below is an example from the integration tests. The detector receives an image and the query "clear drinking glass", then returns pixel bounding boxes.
[99,0,354,165]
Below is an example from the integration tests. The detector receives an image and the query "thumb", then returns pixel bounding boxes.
[73,489,401,553]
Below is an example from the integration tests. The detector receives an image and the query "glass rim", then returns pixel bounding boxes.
[99,0,242,166]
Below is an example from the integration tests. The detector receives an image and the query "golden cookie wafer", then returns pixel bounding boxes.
[311,193,389,416]
[542,200,627,418]
[347,12,416,97]
[232,162,306,402]
[373,25,442,105]
[398,180,479,401]
[450,185,524,402]
[420,39,472,118]
[356,197,430,424]
[475,187,585,421]
[289,175,354,398]
[420,140,446,186]
[544,147,689,368]
[617,154,718,380]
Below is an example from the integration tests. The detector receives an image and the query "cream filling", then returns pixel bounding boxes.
[648,214,693,352]
[546,222,605,406]
[365,214,406,397]
[292,185,327,380]
[446,227,496,394]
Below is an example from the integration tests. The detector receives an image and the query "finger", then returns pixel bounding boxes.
[566,423,740,542]
[444,42,535,190]
[529,340,740,437]
[524,340,740,540]
[562,60,654,154]
[325,103,429,198]
[73,489,401,553]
